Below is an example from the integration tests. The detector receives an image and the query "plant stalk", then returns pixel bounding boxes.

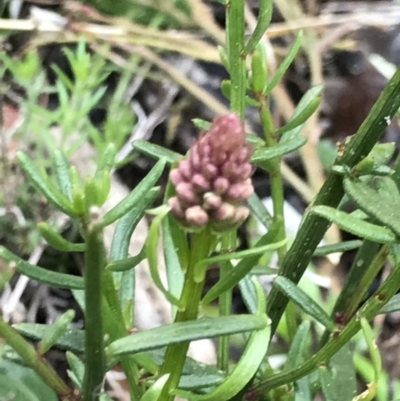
[218,229,236,371]
[226,0,246,117]
[0,316,74,399]
[266,66,400,335]
[103,270,142,400]
[82,225,106,401]
[159,227,214,400]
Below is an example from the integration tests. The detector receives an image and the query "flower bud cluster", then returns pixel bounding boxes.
[169,113,254,231]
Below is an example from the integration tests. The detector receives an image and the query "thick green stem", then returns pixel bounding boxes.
[252,258,400,394]
[103,271,142,400]
[0,316,74,399]
[82,225,106,401]
[218,229,236,371]
[266,66,400,335]
[226,0,246,117]
[259,99,286,264]
[159,228,214,400]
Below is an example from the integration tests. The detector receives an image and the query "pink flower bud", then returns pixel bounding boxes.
[168,113,254,231]
[185,206,209,226]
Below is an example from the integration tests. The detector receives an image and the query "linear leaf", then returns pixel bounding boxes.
[133,140,182,164]
[146,206,181,306]
[314,240,363,257]
[310,206,396,243]
[344,176,400,238]
[266,31,303,93]
[0,247,84,289]
[274,277,335,330]
[175,316,271,401]
[53,150,72,201]
[102,159,165,227]
[285,321,310,370]
[140,375,170,401]
[243,0,273,55]
[275,96,321,136]
[319,366,340,401]
[17,152,75,216]
[202,226,280,305]
[194,238,286,282]
[252,135,306,164]
[106,315,268,357]
[37,222,85,252]
[14,323,84,353]
[247,193,273,230]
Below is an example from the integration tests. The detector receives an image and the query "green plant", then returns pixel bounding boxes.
[2,1,400,401]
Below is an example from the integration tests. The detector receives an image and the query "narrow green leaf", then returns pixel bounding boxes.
[192,118,211,131]
[140,375,170,401]
[106,314,268,357]
[133,140,182,164]
[66,351,85,388]
[106,251,145,272]
[319,366,340,401]
[285,321,310,370]
[38,310,75,355]
[53,150,72,201]
[252,135,306,164]
[266,31,303,93]
[0,372,41,401]
[0,247,84,289]
[95,143,116,179]
[314,240,363,257]
[280,85,324,140]
[110,187,158,261]
[238,275,258,314]
[146,206,181,307]
[274,277,335,330]
[175,316,271,401]
[195,238,286,283]
[360,318,381,383]
[247,193,273,229]
[310,205,396,243]
[329,344,357,401]
[13,323,84,353]
[162,215,185,317]
[17,152,75,216]
[243,0,273,56]
[275,96,321,136]
[344,176,400,238]
[202,226,280,305]
[102,159,165,227]
[38,222,85,252]
[179,372,224,390]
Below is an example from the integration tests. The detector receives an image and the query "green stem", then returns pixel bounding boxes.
[259,98,286,264]
[343,245,389,322]
[226,0,246,117]
[266,66,400,335]
[82,226,106,401]
[252,258,400,395]
[0,316,74,399]
[103,270,142,400]
[159,228,214,400]
[218,229,236,371]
